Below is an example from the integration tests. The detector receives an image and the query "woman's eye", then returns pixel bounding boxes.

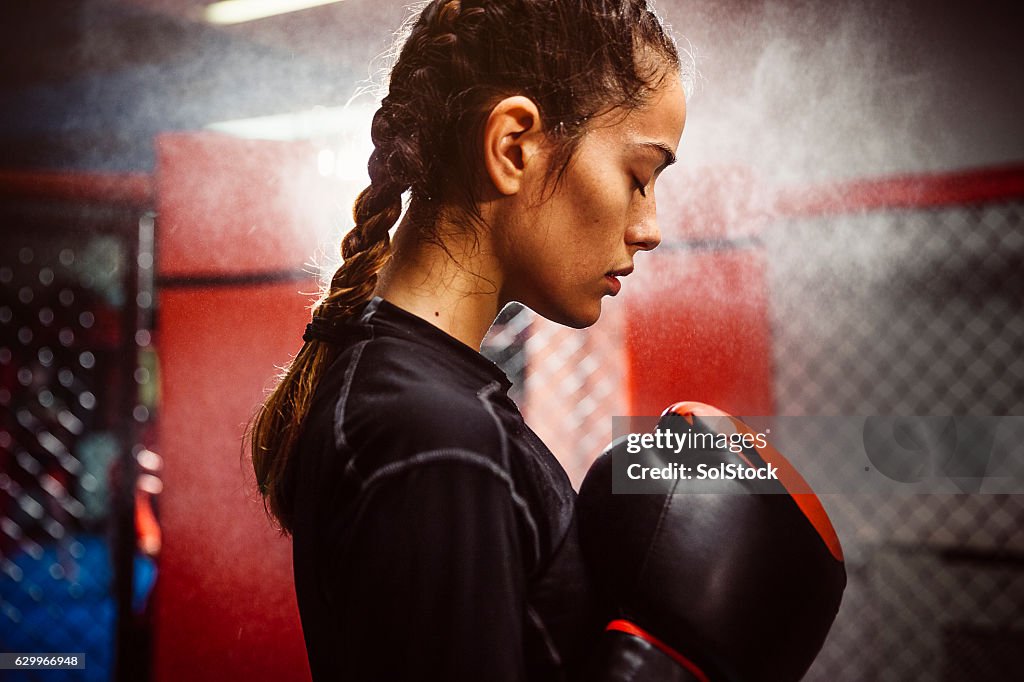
[634,178,648,198]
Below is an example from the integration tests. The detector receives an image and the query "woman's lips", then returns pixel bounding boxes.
[605,266,633,296]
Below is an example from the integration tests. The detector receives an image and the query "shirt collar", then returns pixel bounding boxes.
[359,296,513,393]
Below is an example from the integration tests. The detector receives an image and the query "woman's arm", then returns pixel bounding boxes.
[327,455,531,681]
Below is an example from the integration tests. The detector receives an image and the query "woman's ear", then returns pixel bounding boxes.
[482,96,545,196]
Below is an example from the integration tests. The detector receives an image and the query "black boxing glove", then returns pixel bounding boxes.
[577,401,846,682]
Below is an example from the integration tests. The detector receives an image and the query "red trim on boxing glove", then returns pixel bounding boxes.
[663,401,844,563]
[606,619,711,682]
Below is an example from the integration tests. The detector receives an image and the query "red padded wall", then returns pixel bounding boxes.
[154,284,311,681]
[625,166,775,416]
[153,132,339,682]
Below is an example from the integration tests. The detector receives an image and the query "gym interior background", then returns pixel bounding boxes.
[1,0,1022,680]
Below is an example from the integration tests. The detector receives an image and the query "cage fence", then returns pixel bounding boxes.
[768,199,1024,681]
[0,202,155,682]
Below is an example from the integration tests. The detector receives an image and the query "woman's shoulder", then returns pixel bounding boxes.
[320,334,513,472]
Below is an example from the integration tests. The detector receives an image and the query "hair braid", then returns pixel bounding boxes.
[248,103,411,530]
[318,148,406,318]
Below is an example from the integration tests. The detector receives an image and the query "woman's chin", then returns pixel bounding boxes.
[547,301,603,330]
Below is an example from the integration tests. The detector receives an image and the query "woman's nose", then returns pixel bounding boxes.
[628,213,662,252]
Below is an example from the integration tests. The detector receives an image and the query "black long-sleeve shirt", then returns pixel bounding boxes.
[289,297,597,681]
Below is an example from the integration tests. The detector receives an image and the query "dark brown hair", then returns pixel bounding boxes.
[250,0,681,533]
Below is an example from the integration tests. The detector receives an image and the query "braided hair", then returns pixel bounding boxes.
[251,0,682,533]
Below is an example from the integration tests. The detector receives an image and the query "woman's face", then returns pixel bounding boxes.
[497,74,687,328]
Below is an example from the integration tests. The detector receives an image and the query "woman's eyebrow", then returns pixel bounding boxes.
[634,141,677,171]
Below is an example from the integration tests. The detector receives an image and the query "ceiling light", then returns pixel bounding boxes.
[205,104,373,141]
[203,0,346,25]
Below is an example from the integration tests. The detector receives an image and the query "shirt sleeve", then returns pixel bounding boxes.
[328,455,531,682]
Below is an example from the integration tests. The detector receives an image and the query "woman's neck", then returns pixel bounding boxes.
[374,212,504,351]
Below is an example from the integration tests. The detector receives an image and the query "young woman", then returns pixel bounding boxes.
[250,0,687,679]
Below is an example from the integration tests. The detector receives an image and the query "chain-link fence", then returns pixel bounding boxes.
[0,202,156,681]
[768,200,1024,681]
